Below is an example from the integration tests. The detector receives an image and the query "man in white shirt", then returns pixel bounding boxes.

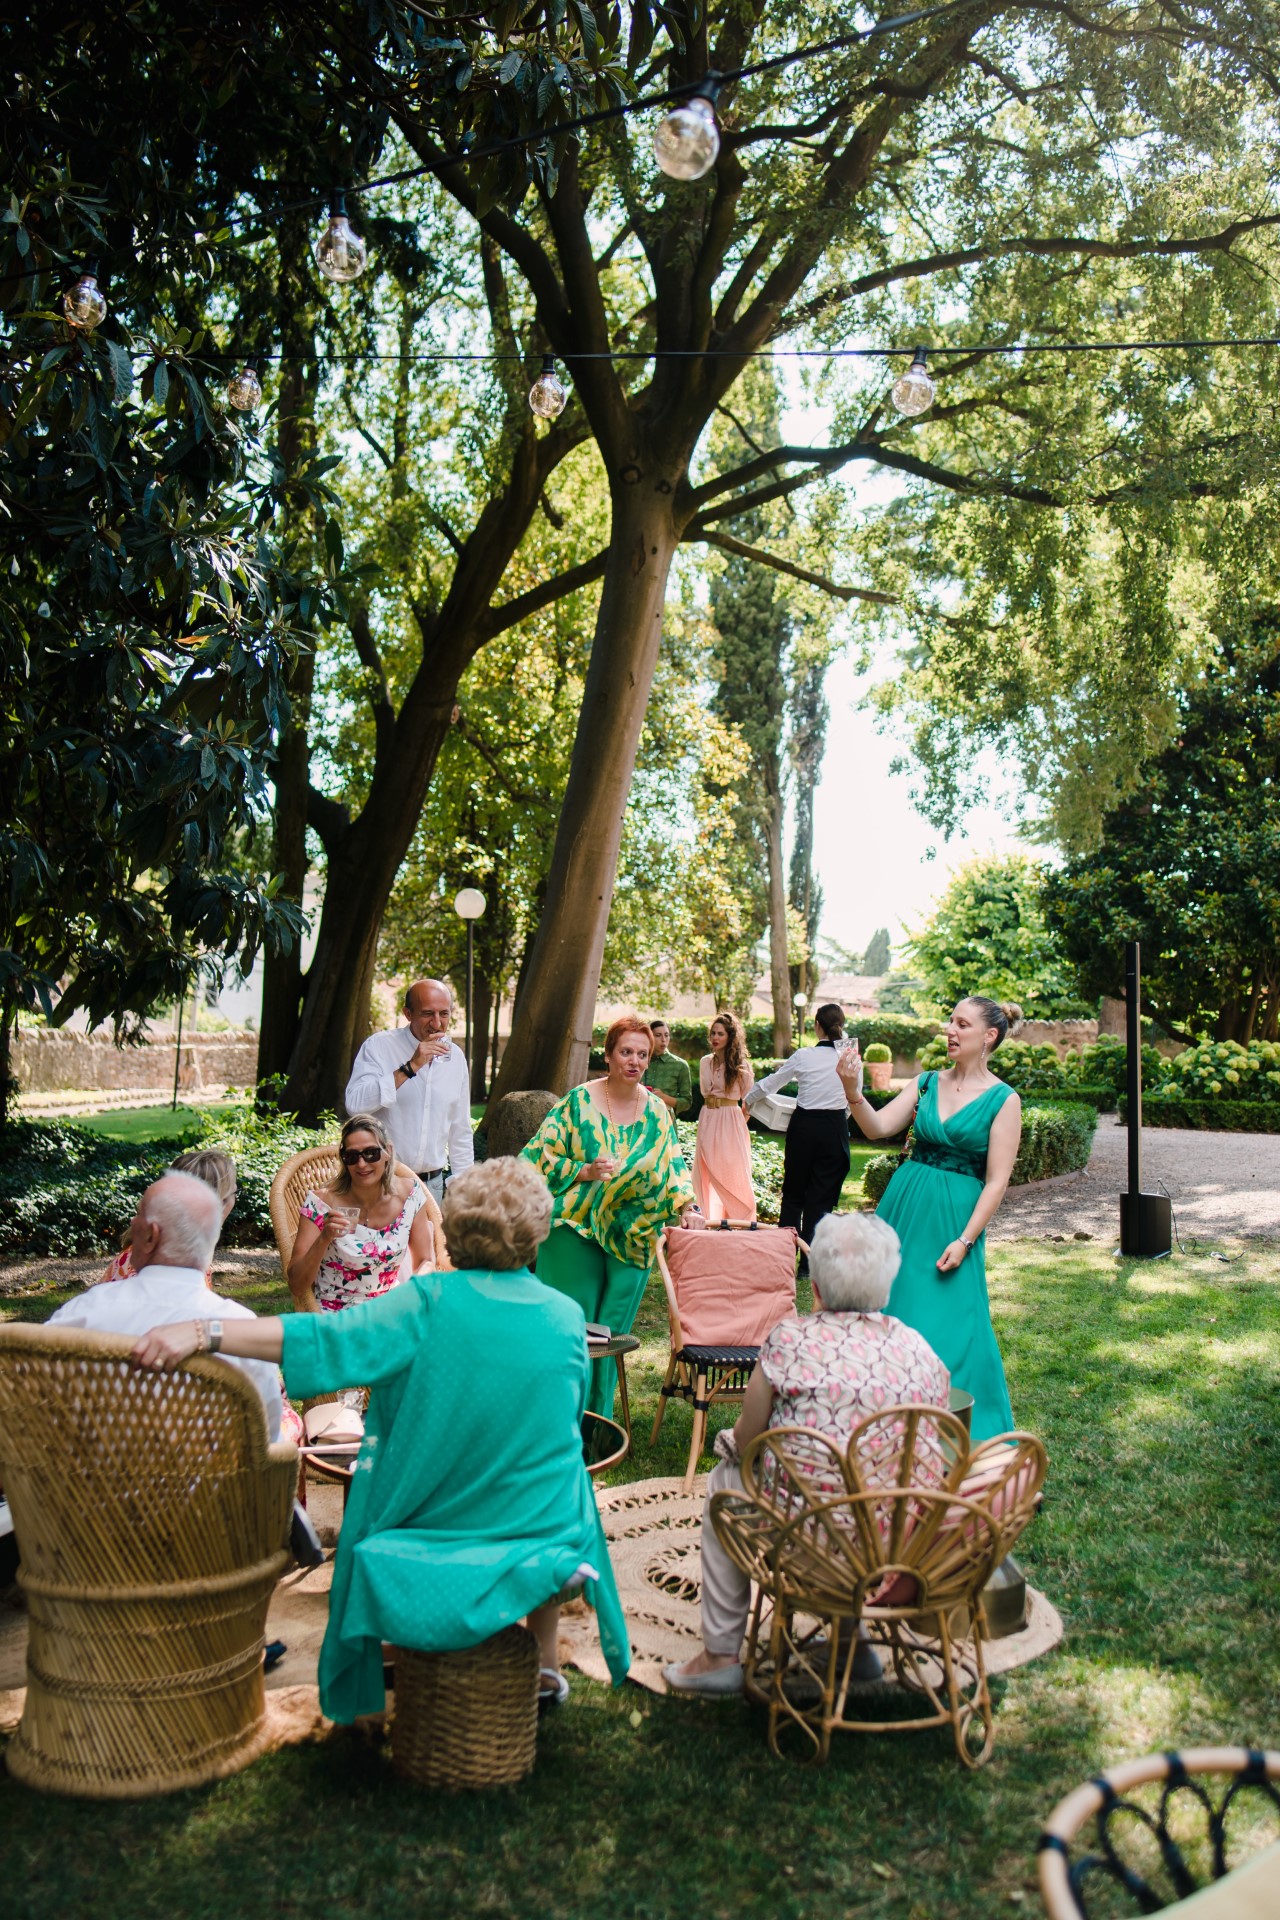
[343,977,474,1203]
[48,1171,282,1441]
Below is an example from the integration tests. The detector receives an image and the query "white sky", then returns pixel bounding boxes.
[810,649,1027,966]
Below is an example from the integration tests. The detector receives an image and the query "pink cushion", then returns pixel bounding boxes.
[665,1226,798,1349]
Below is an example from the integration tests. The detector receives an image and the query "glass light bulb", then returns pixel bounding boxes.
[891,351,935,418]
[528,361,567,420]
[315,212,368,283]
[653,95,720,181]
[63,273,107,331]
[226,364,262,411]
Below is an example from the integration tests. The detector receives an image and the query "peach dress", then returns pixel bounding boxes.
[692,1054,756,1223]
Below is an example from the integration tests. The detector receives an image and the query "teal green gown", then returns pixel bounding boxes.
[281,1268,631,1724]
[875,1073,1016,1442]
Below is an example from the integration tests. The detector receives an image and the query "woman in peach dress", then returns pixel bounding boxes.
[693,1012,756,1223]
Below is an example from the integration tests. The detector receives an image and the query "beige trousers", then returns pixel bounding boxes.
[699,1460,753,1657]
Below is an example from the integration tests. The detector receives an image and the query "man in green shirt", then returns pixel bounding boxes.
[644,1020,692,1116]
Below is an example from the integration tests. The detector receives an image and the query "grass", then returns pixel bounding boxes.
[68,1104,240,1146]
[3,1240,1278,1918]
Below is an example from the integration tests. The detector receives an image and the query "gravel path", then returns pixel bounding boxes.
[0,1247,280,1299]
[991,1117,1280,1244]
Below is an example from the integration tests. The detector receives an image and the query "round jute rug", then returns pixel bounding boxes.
[560,1474,1064,1697]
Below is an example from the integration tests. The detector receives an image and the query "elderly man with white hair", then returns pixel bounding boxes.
[664,1210,950,1696]
[48,1171,282,1441]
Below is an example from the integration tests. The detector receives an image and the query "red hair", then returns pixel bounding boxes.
[604,1014,653,1060]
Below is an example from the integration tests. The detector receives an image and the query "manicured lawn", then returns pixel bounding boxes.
[69,1103,240,1146]
[3,1240,1278,1919]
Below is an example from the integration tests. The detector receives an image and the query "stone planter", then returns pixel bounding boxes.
[867,1061,893,1092]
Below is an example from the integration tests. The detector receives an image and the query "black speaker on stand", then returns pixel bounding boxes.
[1119,940,1172,1258]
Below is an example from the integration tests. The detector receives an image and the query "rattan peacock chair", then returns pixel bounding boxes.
[710,1405,1046,1768]
[0,1324,298,1798]
[1037,1748,1280,1915]
[268,1143,449,1279]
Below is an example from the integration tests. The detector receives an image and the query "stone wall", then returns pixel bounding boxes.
[13,1028,258,1095]
[1013,1018,1099,1053]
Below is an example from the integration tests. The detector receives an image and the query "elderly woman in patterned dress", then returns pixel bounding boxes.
[522,1014,706,1420]
[664,1210,950,1696]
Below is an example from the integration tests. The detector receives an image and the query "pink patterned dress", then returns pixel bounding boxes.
[758,1308,950,1500]
[299,1184,428,1311]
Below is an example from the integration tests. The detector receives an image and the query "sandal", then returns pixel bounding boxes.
[538,1667,570,1712]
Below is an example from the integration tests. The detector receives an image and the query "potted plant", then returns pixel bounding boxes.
[863,1042,893,1092]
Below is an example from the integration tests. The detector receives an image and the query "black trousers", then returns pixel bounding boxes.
[779,1107,851,1251]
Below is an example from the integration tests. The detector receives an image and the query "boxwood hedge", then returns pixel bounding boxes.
[862,1099,1097,1208]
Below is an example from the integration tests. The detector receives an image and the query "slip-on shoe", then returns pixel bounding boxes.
[663,1660,744,1696]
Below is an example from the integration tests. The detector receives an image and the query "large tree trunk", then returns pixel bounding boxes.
[488,483,681,1101]
[470,973,494,1103]
[764,770,792,1056]
[256,642,314,1087]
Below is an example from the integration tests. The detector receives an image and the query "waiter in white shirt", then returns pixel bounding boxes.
[745,1002,852,1261]
[343,977,474,1205]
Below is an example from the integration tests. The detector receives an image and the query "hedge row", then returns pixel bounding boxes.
[1117,1096,1280,1133]
[593,1013,941,1063]
[862,1100,1098,1208]
[0,1110,325,1260]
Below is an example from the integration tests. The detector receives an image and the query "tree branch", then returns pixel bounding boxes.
[306,785,351,856]
[688,528,898,605]
[454,715,554,809]
[350,603,397,764]
[479,548,609,642]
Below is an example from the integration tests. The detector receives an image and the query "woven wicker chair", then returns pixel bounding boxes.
[1038,1749,1280,1915]
[710,1405,1047,1768]
[268,1143,449,1278]
[0,1324,297,1799]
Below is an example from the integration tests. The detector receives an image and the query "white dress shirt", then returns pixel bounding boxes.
[748,1041,849,1113]
[343,1028,475,1177]
[47,1265,282,1441]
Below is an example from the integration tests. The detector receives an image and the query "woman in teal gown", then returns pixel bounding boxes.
[837,997,1023,1440]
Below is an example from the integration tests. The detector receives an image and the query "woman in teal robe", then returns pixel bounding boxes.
[838,996,1024,1441]
[129,1162,630,1723]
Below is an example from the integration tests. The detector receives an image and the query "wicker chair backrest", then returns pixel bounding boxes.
[0,1324,295,1585]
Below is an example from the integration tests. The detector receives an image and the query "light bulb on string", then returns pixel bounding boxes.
[528,354,567,419]
[890,346,935,417]
[226,361,262,411]
[314,191,368,283]
[63,260,107,332]
[653,79,722,182]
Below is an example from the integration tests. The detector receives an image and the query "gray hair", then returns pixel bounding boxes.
[141,1171,223,1272]
[809,1212,901,1313]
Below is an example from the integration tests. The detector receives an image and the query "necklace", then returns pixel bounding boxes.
[604,1077,642,1127]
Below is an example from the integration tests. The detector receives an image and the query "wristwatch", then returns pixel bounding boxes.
[207,1319,224,1353]
[959,1236,975,1253]
[400,1060,417,1079]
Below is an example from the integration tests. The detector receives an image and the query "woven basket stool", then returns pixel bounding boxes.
[392,1626,539,1791]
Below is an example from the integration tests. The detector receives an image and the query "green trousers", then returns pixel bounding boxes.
[537,1225,650,1419]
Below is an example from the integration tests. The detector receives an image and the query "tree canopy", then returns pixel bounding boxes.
[907,852,1081,1017]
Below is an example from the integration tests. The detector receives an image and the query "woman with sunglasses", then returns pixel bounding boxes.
[289,1112,435,1313]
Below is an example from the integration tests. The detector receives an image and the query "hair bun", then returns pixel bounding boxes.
[1001,1003,1024,1028]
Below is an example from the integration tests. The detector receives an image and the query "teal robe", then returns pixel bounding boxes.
[282,1268,631,1723]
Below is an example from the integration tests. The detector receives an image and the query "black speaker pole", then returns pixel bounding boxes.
[1119,937,1172,1257]
[1125,940,1143,1200]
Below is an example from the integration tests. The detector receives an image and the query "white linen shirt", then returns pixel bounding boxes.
[47,1265,282,1441]
[748,1041,848,1113]
[343,1028,475,1178]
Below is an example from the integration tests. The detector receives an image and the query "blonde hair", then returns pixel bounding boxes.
[441,1159,553,1271]
[334,1112,395,1196]
[170,1148,237,1215]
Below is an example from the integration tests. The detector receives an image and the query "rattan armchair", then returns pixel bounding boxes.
[268,1143,449,1278]
[1038,1749,1280,1915]
[710,1406,1047,1768]
[0,1324,298,1798]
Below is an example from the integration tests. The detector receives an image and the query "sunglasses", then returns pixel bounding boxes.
[340,1145,385,1166]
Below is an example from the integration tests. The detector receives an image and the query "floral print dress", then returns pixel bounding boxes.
[299,1183,429,1311]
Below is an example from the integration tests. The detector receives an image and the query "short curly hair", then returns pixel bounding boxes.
[441,1158,553,1271]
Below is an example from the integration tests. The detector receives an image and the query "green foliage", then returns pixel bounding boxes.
[0,1106,328,1259]
[875,971,929,1018]
[595,1014,938,1062]
[861,929,892,976]
[866,1100,1097,1206]
[1120,1096,1280,1132]
[906,854,1081,1017]
[920,1032,1139,1101]
[1045,607,1280,1043]
[1154,1037,1280,1102]
[862,1043,893,1064]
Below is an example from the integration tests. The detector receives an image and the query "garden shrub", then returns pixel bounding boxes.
[0,1106,332,1260]
[862,1043,892,1064]
[1118,1096,1280,1132]
[1154,1038,1280,1102]
[595,1013,940,1064]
